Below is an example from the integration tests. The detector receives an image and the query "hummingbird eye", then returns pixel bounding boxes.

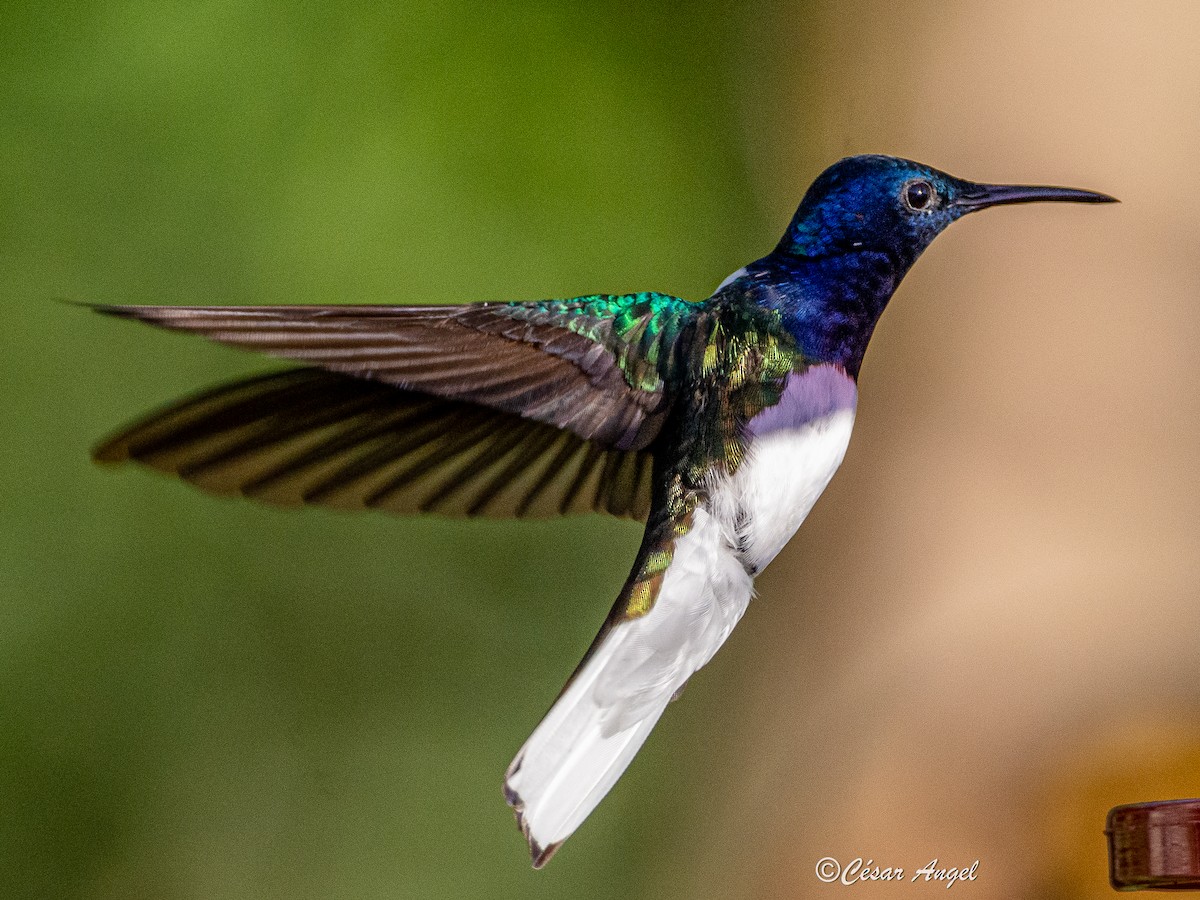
[902,179,935,211]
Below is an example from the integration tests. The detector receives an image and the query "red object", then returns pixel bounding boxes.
[1108,800,1200,891]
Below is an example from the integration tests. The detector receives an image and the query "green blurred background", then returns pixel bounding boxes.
[3,3,1199,898]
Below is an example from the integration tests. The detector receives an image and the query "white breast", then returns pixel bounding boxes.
[717,409,856,573]
[708,367,858,574]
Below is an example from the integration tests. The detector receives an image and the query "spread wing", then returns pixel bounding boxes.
[92,293,696,452]
[93,368,655,519]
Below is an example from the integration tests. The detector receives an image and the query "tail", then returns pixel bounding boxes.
[503,507,753,867]
[503,621,674,868]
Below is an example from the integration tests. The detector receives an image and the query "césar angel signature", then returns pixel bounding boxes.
[815,856,979,888]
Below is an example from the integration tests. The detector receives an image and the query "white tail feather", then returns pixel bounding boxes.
[504,509,752,866]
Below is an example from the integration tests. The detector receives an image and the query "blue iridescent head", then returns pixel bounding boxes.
[778,154,1115,270]
[753,155,1115,376]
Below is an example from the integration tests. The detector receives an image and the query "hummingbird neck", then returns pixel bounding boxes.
[738,249,908,378]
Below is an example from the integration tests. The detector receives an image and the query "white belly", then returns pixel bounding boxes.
[708,392,857,574]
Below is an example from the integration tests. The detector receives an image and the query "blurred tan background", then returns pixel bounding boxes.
[2,2,1198,899]
[677,4,1200,899]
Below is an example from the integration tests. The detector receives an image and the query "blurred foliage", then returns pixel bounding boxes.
[0,2,792,898]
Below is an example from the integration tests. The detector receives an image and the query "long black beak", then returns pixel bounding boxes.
[954,183,1118,211]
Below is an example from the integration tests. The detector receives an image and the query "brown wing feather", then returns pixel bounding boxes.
[93,368,654,520]
[91,303,672,452]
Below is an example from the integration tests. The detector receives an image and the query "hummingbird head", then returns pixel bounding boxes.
[778,154,1116,272]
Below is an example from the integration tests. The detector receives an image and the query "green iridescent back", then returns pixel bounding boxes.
[498,291,697,397]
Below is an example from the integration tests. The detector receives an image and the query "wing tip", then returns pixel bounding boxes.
[90,436,131,465]
[82,302,220,326]
[77,301,147,321]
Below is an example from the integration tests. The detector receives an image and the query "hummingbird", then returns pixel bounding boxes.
[89,155,1114,867]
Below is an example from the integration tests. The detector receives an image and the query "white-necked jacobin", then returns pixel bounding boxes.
[90,155,1115,867]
